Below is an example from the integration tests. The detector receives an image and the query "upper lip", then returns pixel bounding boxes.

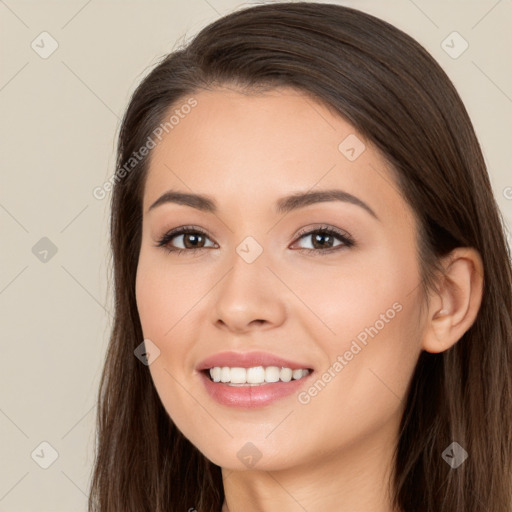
[196,351,314,371]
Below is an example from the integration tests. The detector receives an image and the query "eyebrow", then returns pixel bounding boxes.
[147,189,378,220]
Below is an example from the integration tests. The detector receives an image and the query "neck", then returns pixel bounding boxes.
[220,417,402,512]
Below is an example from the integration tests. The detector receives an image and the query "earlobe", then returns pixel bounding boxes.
[421,247,484,354]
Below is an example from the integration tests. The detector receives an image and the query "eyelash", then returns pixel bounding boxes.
[154,224,355,257]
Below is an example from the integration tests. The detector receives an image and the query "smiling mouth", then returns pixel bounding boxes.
[202,366,313,386]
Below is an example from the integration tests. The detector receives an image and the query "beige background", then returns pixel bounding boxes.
[0,0,511,510]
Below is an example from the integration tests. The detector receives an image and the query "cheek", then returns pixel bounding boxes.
[135,252,204,340]
[311,256,422,407]
[285,245,419,342]
[135,256,203,426]
[293,279,422,454]
[135,265,163,339]
[290,246,423,403]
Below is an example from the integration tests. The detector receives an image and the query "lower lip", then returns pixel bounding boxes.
[198,370,314,408]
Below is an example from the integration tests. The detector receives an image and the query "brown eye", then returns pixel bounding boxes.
[292,226,355,255]
[155,226,216,254]
[180,232,207,248]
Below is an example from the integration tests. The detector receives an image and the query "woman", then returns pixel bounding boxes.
[88,2,512,511]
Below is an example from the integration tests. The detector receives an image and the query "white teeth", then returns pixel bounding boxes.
[280,367,293,382]
[265,366,280,382]
[220,367,230,383]
[292,369,304,380]
[211,367,221,382]
[230,367,246,384]
[208,366,311,385]
[247,366,265,383]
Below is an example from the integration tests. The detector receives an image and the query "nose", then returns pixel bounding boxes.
[211,251,287,334]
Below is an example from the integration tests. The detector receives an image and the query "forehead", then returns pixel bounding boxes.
[142,86,408,223]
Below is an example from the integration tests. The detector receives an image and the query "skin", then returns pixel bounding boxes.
[135,86,484,512]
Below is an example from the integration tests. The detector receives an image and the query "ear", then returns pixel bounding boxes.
[421,247,484,354]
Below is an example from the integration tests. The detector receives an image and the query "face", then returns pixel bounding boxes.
[135,86,426,471]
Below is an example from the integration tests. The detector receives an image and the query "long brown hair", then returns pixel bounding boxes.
[88,3,512,511]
